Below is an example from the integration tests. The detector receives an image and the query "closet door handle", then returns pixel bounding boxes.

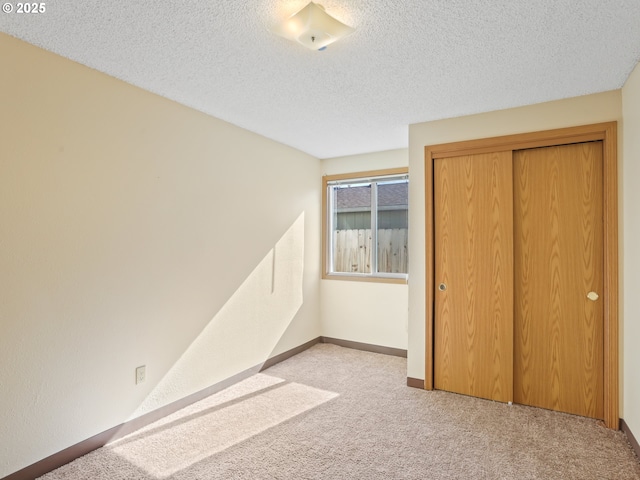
[587,291,599,301]
[438,283,447,292]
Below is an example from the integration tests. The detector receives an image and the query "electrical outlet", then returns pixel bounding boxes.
[135,365,146,385]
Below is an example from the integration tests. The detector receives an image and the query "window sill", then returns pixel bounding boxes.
[322,273,408,285]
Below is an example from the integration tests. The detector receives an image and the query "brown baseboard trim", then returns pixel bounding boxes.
[260,337,322,371]
[320,336,407,358]
[1,338,321,480]
[621,419,640,459]
[1,424,121,480]
[407,377,425,389]
[109,363,265,441]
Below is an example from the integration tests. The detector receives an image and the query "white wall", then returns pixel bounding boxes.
[0,34,321,477]
[321,149,409,350]
[622,63,640,436]
[407,91,623,397]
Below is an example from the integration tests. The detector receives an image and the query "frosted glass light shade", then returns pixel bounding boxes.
[272,2,354,51]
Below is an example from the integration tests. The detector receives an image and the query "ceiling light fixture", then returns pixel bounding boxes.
[272,2,354,51]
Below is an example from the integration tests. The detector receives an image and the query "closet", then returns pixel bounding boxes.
[424,123,618,428]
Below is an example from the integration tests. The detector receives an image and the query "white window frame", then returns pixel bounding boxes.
[322,168,408,283]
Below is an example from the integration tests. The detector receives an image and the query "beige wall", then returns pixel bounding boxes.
[407,91,623,403]
[0,34,321,477]
[622,63,640,436]
[320,149,409,349]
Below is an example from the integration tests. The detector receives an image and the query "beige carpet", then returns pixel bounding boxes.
[39,344,640,479]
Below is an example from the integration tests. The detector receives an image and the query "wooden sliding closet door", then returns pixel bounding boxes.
[433,152,513,403]
[513,142,604,419]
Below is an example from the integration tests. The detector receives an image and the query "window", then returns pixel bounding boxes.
[323,168,408,282]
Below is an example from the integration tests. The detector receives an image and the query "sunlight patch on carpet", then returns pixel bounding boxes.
[115,373,286,438]
[108,377,338,478]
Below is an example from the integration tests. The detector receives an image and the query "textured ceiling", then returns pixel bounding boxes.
[2,1,640,158]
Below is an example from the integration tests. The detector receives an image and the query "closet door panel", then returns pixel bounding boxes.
[513,142,604,419]
[434,152,513,403]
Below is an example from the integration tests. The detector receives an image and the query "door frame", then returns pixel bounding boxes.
[423,122,619,429]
